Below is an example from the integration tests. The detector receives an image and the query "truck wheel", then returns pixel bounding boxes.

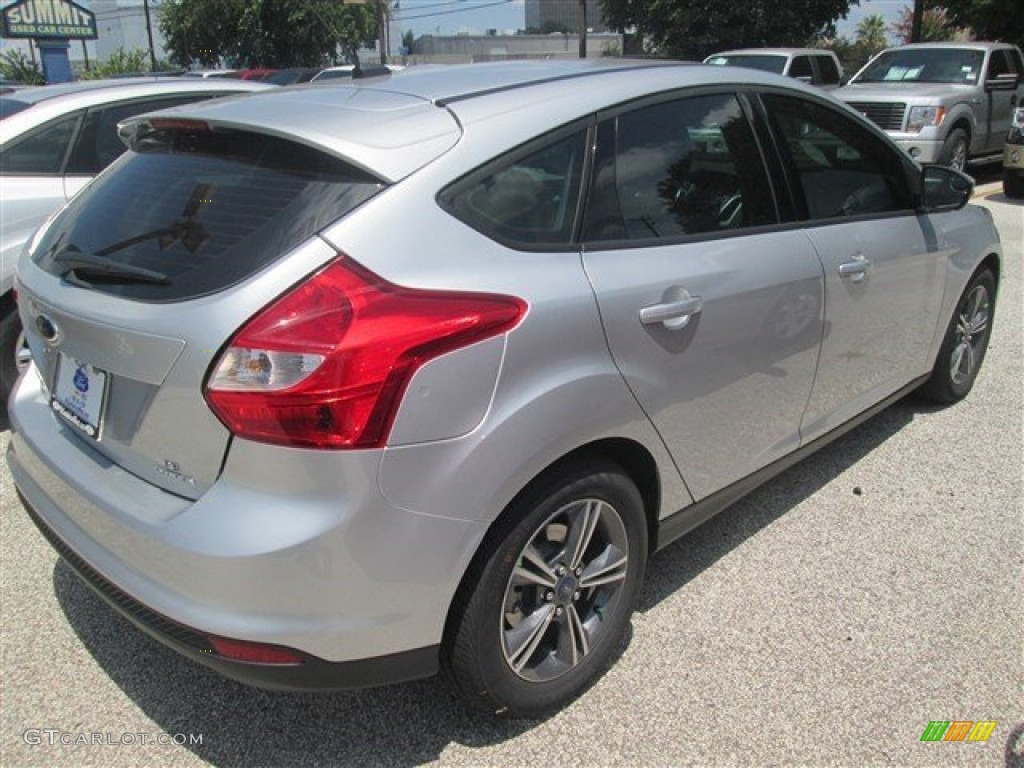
[1004,169,1024,199]
[938,129,968,172]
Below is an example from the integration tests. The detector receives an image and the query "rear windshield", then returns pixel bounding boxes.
[705,55,787,75]
[32,126,385,301]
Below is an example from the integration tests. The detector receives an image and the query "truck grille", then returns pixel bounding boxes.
[846,102,906,131]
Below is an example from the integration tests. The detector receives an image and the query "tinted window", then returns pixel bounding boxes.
[33,128,385,301]
[762,94,914,220]
[583,93,776,242]
[789,56,813,80]
[817,55,841,85]
[1010,48,1024,76]
[65,94,226,175]
[986,50,1012,80]
[1,113,80,174]
[442,128,587,247]
[0,96,32,119]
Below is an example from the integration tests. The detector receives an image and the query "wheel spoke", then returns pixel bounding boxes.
[566,500,601,572]
[504,604,556,673]
[579,546,628,589]
[961,343,975,378]
[514,544,558,589]
[555,604,589,667]
[499,486,634,683]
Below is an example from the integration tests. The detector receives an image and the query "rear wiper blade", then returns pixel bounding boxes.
[53,247,171,286]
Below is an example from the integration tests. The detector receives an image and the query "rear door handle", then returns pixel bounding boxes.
[838,255,871,283]
[639,295,703,330]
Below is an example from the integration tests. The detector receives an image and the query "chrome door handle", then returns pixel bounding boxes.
[838,256,871,283]
[639,296,703,330]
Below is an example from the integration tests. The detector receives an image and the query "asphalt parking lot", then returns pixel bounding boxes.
[1,185,1020,768]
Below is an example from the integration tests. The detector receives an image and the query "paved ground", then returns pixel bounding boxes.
[1,189,1020,768]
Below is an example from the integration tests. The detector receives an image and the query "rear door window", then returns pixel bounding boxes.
[816,55,841,86]
[1,113,81,174]
[32,126,385,301]
[582,92,777,243]
[789,56,814,81]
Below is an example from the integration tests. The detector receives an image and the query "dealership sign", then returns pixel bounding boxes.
[2,0,97,39]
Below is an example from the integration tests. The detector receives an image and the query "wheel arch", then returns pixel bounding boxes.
[440,436,661,660]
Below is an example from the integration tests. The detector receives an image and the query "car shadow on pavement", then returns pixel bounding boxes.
[52,559,539,765]
[50,397,919,766]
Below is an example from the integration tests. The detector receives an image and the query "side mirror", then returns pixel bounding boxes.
[920,165,974,212]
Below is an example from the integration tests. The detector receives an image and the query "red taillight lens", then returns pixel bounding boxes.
[205,256,526,449]
[207,636,304,665]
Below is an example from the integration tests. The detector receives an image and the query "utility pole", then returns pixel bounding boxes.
[143,0,158,70]
[379,0,389,64]
[910,0,924,42]
[577,0,586,58]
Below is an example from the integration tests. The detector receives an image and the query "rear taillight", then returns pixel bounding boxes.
[205,256,526,449]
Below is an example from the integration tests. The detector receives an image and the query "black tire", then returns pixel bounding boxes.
[918,268,996,404]
[1004,169,1024,199]
[938,128,969,172]
[443,459,647,718]
[0,303,24,407]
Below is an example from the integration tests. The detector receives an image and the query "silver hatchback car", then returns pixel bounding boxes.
[7,60,1000,717]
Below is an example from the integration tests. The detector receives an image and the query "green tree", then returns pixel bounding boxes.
[159,0,378,68]
[941,0,1024,47]
[891,6,961,43]
[600,0,860,59]
[0,49,45,84]
[855,13,888,52]
[79,47,152,80]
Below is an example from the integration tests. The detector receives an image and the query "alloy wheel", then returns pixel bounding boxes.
[950,283,990,386]
[500,498,630,683]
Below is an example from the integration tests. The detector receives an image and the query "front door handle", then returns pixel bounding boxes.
[640,295,703,330]
[838,255,872,283]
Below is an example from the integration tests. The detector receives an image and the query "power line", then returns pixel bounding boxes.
[397,0,517,21]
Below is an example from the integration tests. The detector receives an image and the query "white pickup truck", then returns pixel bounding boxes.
[836,41,1024,171]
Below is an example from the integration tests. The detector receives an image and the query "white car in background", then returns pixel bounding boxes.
[704,48,844,90]
[0,77,271,403]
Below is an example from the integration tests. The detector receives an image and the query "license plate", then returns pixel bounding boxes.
[51,353,107,440]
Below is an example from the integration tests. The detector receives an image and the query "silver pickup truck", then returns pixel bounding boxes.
[836,41,1024,171]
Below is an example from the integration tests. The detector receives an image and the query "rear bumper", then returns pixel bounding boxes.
[17,487,439,690]
[7,369,486,688]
